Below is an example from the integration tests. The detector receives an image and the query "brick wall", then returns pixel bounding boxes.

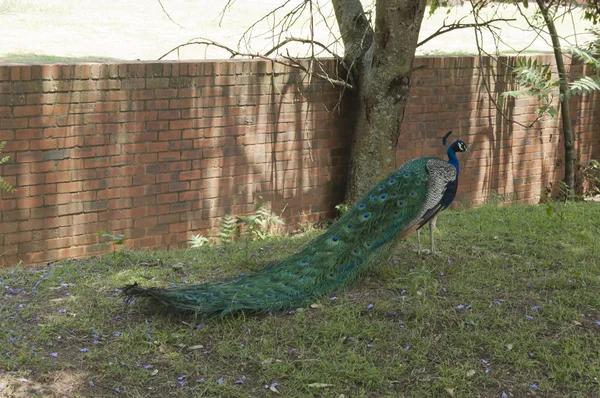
[0,56,599,268]
[400,55,600,206]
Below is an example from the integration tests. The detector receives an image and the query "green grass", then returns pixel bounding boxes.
[0,53,121,63]
[1,202,600,397]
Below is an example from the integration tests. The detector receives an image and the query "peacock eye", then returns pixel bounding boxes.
[331,236,339,243]
[410,191,415,196]
[398,200,404,206]
[358,203,366,209]
[378,184,385,191]
[347,223,354,229]
[362,212,371,219]
[379,194,387,200]
[388,178,396,184]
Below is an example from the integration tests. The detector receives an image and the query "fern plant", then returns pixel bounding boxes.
[189,234,211,248]
[569,29,600,96]
[500,57,559,118]
[0,141,15,193]
[238,197,284,241]
[215,214,238,244]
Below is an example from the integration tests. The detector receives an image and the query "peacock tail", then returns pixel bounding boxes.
[123,135,467,316]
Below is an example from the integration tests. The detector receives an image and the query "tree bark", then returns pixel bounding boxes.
[333,0,428,203]
[536,0,575,197]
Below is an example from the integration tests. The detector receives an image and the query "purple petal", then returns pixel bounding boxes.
[58,309,66,313]
[49,352,58,358]
[114,387,121,393]
[367,303,374,309]
[217,377,224,385]
[114,316,122,321]
[235,377,246,385]
[501,393,508,398]
[481,359,489,365]
[531,306,541,311]
[367,344,374,348]
[594,321,600,326]
[531,383,540,390]
[525,315,534,320]
[400,290,407,296]
[270,381,279,388]
[88,381,95,387]
[92,340,100,345]
[8,337,14,344]
[177,375,187,382]
[79,348,89,352]
[113,331,122,337]
[456,304,465,310]
[196,378,206,383]
[330,296,337,301]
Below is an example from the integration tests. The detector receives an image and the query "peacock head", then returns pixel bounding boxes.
[451,140,468,153]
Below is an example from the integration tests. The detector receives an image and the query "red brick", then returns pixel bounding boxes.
[56,181,83,193]
[45,171,71,184]
[157,193,178,204]
[73,213,98,225]
[131,90,154,100]
[18,174,45,186]
[14,105,41,117]
[97,188,121,200]
[47,237,73,250]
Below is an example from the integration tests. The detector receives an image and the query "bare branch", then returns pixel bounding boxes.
[156,0,184,29]
[417,17,516,48]
[217,0,236,27]
[159,38,355,90]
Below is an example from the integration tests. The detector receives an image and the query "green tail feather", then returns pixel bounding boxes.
[123,158,435,316]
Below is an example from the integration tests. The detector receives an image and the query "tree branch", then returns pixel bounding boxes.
[332,0,374,84]
[417,17,517,48]
[159,38,355,90]
[156,0,184,29]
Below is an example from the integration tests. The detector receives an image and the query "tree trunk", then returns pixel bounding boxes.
[333,0,428,203]
[536,0,575,197]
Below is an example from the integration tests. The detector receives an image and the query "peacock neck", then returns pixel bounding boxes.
[447,147,459,175]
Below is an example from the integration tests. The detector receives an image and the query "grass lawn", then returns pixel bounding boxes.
[1,202,599,397]
[0,0,594,62]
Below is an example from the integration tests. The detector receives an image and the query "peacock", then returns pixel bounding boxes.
[122,131,468,316]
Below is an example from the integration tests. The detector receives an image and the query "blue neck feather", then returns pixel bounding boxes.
[447,146,459,175]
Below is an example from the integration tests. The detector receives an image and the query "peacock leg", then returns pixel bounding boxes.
[430,215,437,253]
[417,229,421,255]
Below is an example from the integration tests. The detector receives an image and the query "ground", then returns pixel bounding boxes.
[0,0,595,62]
[1,202,599,397]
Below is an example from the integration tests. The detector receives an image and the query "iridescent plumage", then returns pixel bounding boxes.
[123,132,468,316]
